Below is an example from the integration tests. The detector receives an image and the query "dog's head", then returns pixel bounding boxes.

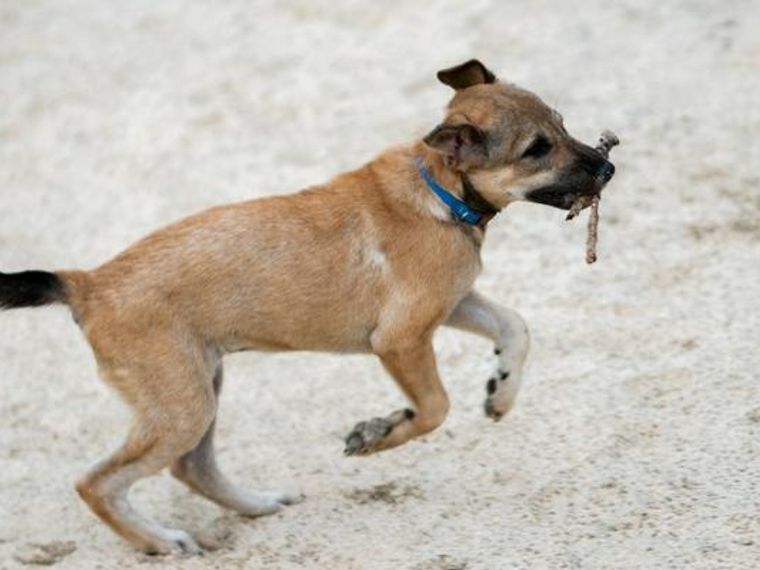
[423,59,615,210]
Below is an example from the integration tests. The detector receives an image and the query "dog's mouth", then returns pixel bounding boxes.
[526,160,615,210]
[525,186,580,209]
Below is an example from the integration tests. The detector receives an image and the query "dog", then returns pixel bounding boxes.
[0,59,615,554]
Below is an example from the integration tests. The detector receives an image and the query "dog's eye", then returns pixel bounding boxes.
[522,136,553,159]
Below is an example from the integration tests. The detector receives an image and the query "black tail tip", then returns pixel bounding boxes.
[0,270,65,309]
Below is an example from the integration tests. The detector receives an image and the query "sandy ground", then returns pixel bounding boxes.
[1,1,758,569]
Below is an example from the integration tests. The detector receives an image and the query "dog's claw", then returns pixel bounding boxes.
[171,531,201,556]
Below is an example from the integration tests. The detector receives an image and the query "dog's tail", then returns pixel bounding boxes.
[0,270,69,309]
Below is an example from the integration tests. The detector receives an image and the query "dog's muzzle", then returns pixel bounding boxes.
[526,153,616,210]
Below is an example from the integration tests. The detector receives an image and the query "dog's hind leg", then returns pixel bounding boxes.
[445,290,530,420]
[345,335,450,456]
[170,365,300,516]
[75,357,217,555]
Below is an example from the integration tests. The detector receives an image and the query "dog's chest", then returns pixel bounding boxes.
[382,225,482,301]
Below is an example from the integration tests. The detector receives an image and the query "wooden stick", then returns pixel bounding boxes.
[585,194,600,264]
[567,130,619,264]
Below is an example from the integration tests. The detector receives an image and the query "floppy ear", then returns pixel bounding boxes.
[423,122,488,170]
[437,59,496,90]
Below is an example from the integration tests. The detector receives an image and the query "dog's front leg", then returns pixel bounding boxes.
[344,338,449,456]
[445,291,530,420]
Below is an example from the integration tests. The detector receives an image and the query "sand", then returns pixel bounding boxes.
[1,1,758,569]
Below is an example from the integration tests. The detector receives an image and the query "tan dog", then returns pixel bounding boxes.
[0,59,615,554]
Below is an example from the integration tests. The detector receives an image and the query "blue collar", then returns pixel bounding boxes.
[415,157,490,227]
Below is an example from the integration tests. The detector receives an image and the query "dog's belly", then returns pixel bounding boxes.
[209,274,383,354]
[219,317,376,354]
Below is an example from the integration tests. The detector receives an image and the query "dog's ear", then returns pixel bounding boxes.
[437,59,496,90]
[423,122,488,170]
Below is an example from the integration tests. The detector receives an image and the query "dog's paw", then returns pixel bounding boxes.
[484,396,506,421]
[144,529,201,556]
[274,489,305,506]
[344,418,393,456]
[235,492,288,517]
[344,409,413,456]
[484,368,516,422]
[249,490,305,512]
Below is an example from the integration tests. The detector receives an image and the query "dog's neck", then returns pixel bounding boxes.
[414,146,500,230]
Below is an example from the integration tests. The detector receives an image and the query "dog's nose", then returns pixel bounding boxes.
[598,160,615,183]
